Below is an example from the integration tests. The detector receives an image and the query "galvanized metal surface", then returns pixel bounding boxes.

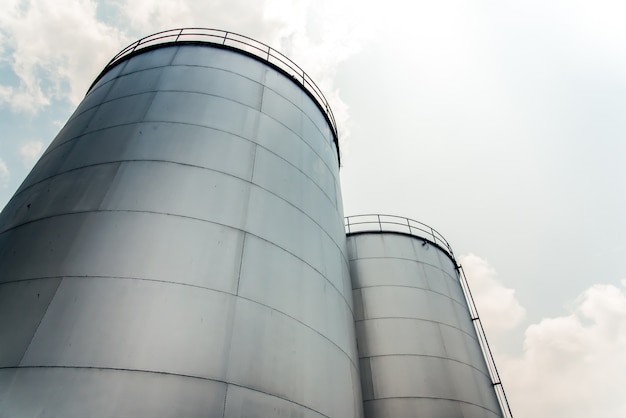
[89,28,339,146]
[0,42,361,417]
[348,232,503,418]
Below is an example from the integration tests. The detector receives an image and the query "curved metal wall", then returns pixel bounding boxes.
[347,232,503,418]
[0,43,361,417]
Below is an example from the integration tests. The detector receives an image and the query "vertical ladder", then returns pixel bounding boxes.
[458,264,514,418]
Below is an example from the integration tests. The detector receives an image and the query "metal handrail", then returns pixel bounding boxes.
[344,214,455,259]
[87,28,338,143]
[458,265,515,418]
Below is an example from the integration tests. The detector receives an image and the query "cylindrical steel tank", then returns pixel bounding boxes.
[346,215,503,418]
[0,29,361,417]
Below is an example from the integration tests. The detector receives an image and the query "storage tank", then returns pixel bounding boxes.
[346,215,506,418]
[0,29,361,417]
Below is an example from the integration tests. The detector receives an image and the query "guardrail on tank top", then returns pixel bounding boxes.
[88,28,338,143]
[344,214,455,259]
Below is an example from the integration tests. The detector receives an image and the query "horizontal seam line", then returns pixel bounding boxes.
[349,256,457,280]
[349,255,455,275]
[354,317,479,342]
[13,153,337,212]
[1,159,347,267]
[362,396,502,415]
[59,87,336,175]
[354,284,469,309]
[359,353,491,379]
[37,121,338,207]
[0,275,358,369]
[89,62,331,143]
[0,211,354,316]
[0,365,330,418]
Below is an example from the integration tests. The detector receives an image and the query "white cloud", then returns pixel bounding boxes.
[112,0,372,141]
[262,0,373,142]
[460,255,626,417]
[0,85,13,103]
[0,158,9,187]
[0,0,127,112]
[115,0,290,44]
[460,253,526,334]
[501,281,626,418]
[0,0,369,150]
[19,141,43,167]
[0,0,370,139]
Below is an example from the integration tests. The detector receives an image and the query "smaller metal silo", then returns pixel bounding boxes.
[345,215,512,418]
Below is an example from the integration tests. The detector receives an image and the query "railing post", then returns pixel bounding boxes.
[175,28,183,42]
[377,215,382,231]
[222,31,228,45]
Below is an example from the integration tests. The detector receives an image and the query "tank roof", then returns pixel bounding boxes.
[344,214,456,263]
[87,28,340,161]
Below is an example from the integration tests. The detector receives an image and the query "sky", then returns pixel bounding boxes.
[1,0,625,416]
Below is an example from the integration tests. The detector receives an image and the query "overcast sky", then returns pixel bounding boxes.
[1,1,626,416]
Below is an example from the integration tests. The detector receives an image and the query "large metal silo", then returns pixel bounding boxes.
[0,29,361,418]
[346,215,508,418]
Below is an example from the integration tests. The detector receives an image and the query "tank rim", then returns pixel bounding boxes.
[86,28,340,165]
[344,214,457,263]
